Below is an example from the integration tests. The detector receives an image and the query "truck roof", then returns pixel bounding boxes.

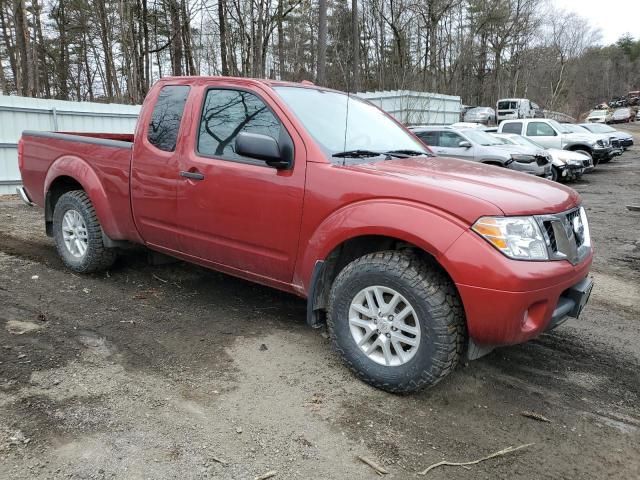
[501,118,553,124]
[156,75,330,92]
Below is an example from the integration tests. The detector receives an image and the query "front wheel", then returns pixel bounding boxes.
[327,251,465,393]
[53,190,117,273]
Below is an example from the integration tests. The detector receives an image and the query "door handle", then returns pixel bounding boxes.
[180,170,205,181]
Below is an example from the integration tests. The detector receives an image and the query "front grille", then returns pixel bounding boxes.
[543,221,557,250]
[537,207,591,265]
[583,159,591,167]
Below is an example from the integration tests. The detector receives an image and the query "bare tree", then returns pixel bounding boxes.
[316,0,327,85]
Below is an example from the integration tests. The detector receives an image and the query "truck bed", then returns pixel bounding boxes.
[19,131,138,241]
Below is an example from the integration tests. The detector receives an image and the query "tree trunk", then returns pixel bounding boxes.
[277,0,285,79]
[0,4,18,92]
[56,0,69,99]
[167,0,183,75]
[317,0,327,85]
[13,0,32,96]
[142,0,150,90]
[181,0,196,74]
[32,0,50,97]
[351,0,360,91]
[218,0,229,75]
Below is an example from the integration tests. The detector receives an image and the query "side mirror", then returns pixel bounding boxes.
[458,140,472,148]
[235,132,291,169]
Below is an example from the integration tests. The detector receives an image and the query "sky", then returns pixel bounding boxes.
[553,0,640,45]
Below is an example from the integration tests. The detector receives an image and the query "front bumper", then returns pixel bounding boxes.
[610,148,623,158]
[441,229,593,347]
[545,277,593,330]
[558,163,585,179]
[593,146,612,160]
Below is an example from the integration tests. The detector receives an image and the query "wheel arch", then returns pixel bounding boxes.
[565,143,593,154]
[44,155,132,241]
[300,201,469,328]
[306,234,465,327]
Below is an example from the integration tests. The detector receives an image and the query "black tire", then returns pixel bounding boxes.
[53,190,117,273]
[327,251,465,393]
[551,166,559,182]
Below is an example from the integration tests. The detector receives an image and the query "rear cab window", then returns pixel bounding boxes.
[502,122,522,134]
[147,85,190,152]
[416,131,439,146]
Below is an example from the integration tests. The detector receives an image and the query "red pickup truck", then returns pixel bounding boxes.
[17,77,593,393]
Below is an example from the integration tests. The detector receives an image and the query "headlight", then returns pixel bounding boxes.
[472,216,548,260]
[510,154,536,163]
[567,158,583,166]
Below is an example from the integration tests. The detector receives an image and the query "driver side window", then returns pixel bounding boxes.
[198,89,284,164]
[527,122,555,137]
[440,131,464,148]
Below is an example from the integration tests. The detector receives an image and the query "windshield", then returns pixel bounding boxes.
[497,101,518,110]
[561,124,586,133]
[548,119,572,134]
[274,86,427,160]
[463,129,503,146]
[583,124,614,133]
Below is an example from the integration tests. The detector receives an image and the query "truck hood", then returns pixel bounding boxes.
[348,156,580,217]
[563,132,598,145]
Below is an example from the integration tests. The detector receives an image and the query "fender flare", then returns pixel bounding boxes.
[44,155,125,240]
[296,199,469,295]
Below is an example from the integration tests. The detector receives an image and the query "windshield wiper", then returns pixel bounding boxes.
[384,149,433,157]
[332,149,388,158]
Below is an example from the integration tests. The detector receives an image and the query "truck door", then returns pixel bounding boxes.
[131,84,190,251]
[525,121,561,149]
[175,86,306,283]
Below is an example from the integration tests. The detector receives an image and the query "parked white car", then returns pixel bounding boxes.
[410,126,552,178]
[497,119,612,166]
[611,108,635,123]
[492,133,592,182]
[585,109,612,124]
[563,124,623,162]
[578,123,633,151]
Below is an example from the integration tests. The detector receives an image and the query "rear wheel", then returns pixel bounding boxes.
[53,190,117,273]
[327,251,465,393]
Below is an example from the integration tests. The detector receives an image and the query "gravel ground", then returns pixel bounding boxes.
[1,124,639,479]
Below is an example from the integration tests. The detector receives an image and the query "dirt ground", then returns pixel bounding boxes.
[1,125,639,480]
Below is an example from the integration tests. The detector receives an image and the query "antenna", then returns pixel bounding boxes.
[342,66,352,167]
